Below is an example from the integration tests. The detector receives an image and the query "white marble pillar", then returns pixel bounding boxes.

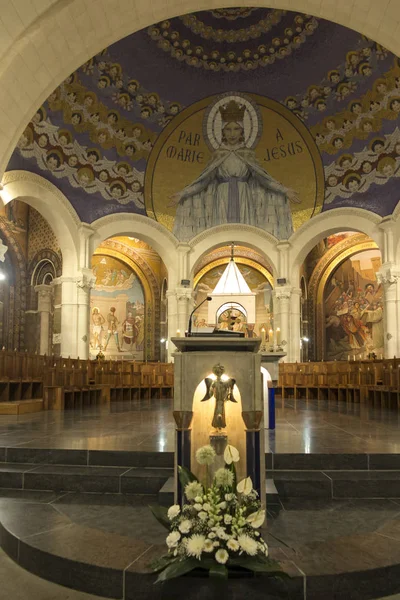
[177,288,193,335]
[377,265,400,358]
[166,290,178,361]
[58,277,79,358]
[289,287,302,362]
[274,287,291,358]
[76,269,95,360]
[35,284,53,355]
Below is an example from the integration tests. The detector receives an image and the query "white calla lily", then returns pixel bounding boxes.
[246,509,265,528]
[224,444,240,465]
[236,476,253,495]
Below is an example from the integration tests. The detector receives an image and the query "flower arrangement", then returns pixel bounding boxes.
[150,444,286,583]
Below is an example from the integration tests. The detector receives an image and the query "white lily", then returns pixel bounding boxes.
[224,444,240,465]
[237,476,253,495]
[247,509,265,529]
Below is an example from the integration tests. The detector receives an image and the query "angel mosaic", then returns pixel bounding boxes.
[201,364,237,430]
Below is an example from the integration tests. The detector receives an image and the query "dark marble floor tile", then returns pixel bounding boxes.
[18,538,123,598]
[273,453,368,471]
[0,448,5,462]
[88,449,174,467]
[0,501,71,538]
[369,454,400,470]
[273,471,332,498]
[5,447,88,465]
[327,471,400,499]
[0,489,64,503]
[24,465,129,493]
[84,505,166,545]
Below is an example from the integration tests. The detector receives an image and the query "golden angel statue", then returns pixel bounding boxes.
[201,363,237,430]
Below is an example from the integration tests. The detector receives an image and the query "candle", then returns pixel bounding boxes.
[276,327,281,345]
[176,329,181,337]
[268,328,273,341]
[261,328,266,346]
[347,355,350,361]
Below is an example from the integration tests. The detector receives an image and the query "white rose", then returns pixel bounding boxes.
[178,519,192,534]
[167,505,181,520]
[166,530,181,548]
[194,496,203,503]
[204,539,214,553]
[218,501,227,510]
[224,514,232,525]
[194,503,203,511]
[225,493,234,501]
[198,511,208,520]
[202,503,211,512]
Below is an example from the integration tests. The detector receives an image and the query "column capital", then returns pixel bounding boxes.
[76,268,96,291]
[377,263,400,285]
[35,284,53,312]
[34,283,54,298]
[78,223,95,238]
[273,286,292,301]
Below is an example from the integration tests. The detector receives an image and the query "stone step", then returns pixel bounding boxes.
[0,463,173,495]
[266,452,400,471]
[270,470,400,499]
[158,476,174,506]
[0,447,174,468]
[0,399,43,415]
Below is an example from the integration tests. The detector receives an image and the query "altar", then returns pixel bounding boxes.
[172,335,268,505]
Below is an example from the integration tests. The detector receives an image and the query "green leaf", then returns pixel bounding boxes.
[151,555,174,573]
[178,465,198,490]
[155,558,200,583]
[229,557,290,578]
[209,563,228,579]
[149,504,170,530]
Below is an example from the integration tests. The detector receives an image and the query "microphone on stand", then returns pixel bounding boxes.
[187,296,212,337]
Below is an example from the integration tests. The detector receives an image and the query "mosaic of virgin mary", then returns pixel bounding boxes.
[171,93,300,241]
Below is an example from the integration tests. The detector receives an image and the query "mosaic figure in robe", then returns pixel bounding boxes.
[172,99,300,241]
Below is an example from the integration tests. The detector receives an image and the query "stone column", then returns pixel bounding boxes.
[377,265,400,358]
[166,290,178,361]
[76,269,95,360]
[177,287,193,335]
[274,287,291,356]
[290,287,302,362]
[35,284,53,356]
[57,276,79,358]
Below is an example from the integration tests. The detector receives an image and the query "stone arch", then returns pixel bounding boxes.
[308,233,380,360]
[189,224,279,279]
[90,213,179,286]
[1,1,399,180]
[1,171,80,274]
[288,208,384,283]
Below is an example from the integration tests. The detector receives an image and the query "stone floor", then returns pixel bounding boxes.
[0,396,398,454]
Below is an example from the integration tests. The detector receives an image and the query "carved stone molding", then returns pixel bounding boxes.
[189,223,279,247]
[3,170,81,226]
[91,212,179,247]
